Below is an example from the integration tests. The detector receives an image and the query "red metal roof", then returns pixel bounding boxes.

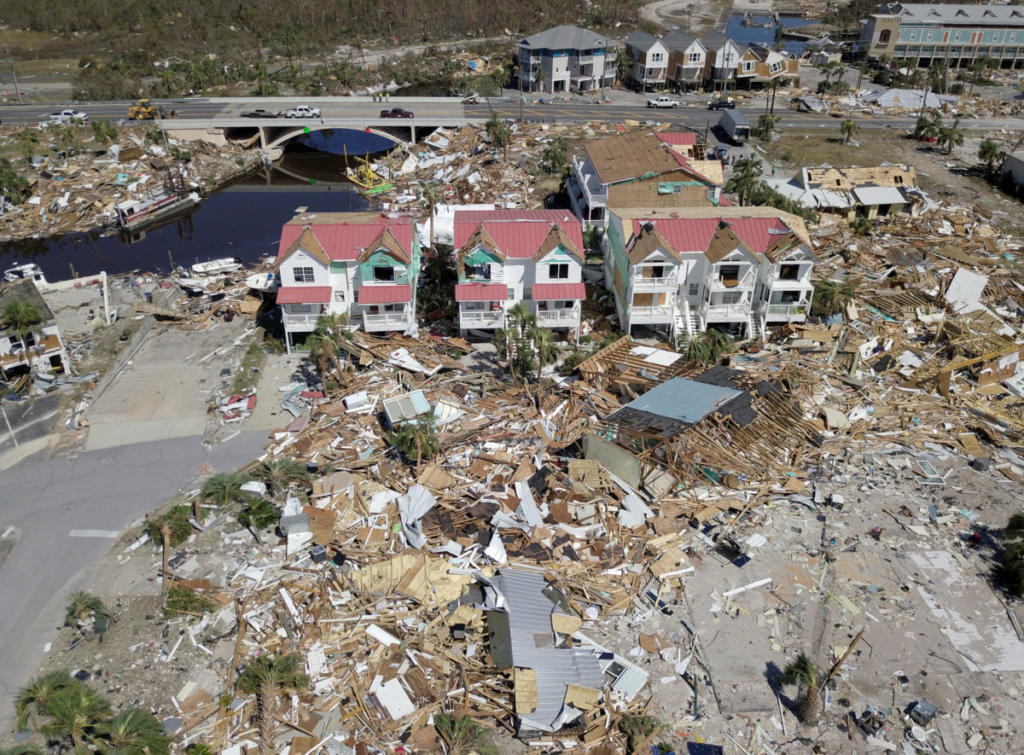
[631,217,791,255]
[277,215,415,262]
[533,282,586,300]
[455,282,509,302]
[276,285,333,304]
[655,131,698,145]
[357,284,412,304]
[452,210,584,259]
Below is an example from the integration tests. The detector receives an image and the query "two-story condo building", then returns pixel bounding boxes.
[517,25,618,94]
[275,212,420,352]
[452,210,585,336]
[664,31,707,91]
[567,130,724,229]
[604,208,814,341]
[861,3,1024,69]
[625,29,670,90]
[702,31,746,91]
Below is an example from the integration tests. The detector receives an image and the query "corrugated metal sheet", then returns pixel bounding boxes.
[357,284,412,304]
[852,186,906,207]
[455,282,508,302]
[276,285,332,304]
[632,216,792,254]
[277,214,415,262]
[453,211,584,259]
[611,376,742,425]
[533,283,586,301]
[492,569,604,733]
[654,131,698,146]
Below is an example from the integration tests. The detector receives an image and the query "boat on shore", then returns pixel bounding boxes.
[191,257,242,276]
[344,146,393,195]
[245,271,279,292]
[3,262,48,285]
[114,192,200,232]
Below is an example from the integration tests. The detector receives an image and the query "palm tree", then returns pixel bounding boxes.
[92,708,171,755]
[811,278,854,317]
[199,472,251,518]
[64,592,107,628]
[306,331,338,395]
[938,118,964,155]
[236,654,309,755]
[781,652,820,723]
[685,329,734,365]
[913,112,941,142]
[15,671,80,731]
[541,136,570,175]
[388,416,440,471]
[978,138,1005,179]
[839,118,859,144]
[533,63,546,93]
[725,157,763,206]
[257,457,311,499]
[39,684,111,751]
[529,325,559,381]
[756,113,777,141]
[485,113,512,162]
[239,498,279,534]
[2,300,43,361]
[418,180,441,248]
[90,119,118,146]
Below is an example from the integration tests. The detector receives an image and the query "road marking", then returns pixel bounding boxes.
[68,529,121,538]
[2,526,14,538]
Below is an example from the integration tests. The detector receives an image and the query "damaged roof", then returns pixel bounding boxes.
[453,210,584,260]
[278,212,415,263]
[0,278,55,323]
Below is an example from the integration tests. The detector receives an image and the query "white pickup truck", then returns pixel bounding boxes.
[284,105,321,118]
[646,96,679,109]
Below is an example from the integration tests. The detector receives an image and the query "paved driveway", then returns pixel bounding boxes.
[0,430,267,733]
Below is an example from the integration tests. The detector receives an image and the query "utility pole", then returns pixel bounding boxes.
[5,47,22,103]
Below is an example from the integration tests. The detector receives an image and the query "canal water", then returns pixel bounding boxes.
[724,14,816,57]
[0,129,398,280]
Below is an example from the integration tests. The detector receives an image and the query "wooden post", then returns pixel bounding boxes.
[823,626,865,687]
[161,522,171,596]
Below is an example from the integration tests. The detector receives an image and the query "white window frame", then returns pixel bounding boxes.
[293,266,315,283]
[549,263,569,280]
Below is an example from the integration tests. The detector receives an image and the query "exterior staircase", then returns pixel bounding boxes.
[747,311,763,341]
[673,299,697,348]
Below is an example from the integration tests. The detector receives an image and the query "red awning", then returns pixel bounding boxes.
[455,282,509,302]
[532,282,586,301]
[357,284,412,304]
[276,285,333,304]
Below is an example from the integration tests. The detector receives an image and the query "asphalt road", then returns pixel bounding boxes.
[2,96,1022,132]
[0,431,267,733]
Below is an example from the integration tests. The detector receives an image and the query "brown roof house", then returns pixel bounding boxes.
[567,130,725,230]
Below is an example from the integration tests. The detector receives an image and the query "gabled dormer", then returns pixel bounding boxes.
[456,224,506,282]
[280,226,331,286]
[357,228,412,285]
[705,222,759,288]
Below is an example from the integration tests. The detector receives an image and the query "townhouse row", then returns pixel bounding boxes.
[275,207,815,349]
[513,23,800,95]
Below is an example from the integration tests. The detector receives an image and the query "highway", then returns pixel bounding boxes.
[3,96,1022,133]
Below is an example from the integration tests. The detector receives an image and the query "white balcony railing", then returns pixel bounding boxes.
[702,302,751,320]
[460,309,505,328]
[536,306,580,327]
[283,313,320,329]
[762,303,808,319]
[706,271,756,291]
[631,274,677,291]
[363,312,410,330]
[629,305,675,324]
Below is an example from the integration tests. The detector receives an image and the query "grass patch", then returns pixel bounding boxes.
[164,586,216,618]
[145,505,194,547]
[230,339,267,395]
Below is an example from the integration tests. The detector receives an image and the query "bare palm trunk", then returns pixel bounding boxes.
[257,681,278,755]
[800,682,819,724]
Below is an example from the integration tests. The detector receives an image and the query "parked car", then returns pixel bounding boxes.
[284,105,321,118]
[380,107,415,119]
[708,99,736,111]
[646,96,679,109]
[46,109,89,123]
[241,109,280,118]
[461,96,480,105]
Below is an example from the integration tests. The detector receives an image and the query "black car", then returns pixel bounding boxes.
[708,100,736,110]
[380,107,414,119]
[241,109,279,118]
